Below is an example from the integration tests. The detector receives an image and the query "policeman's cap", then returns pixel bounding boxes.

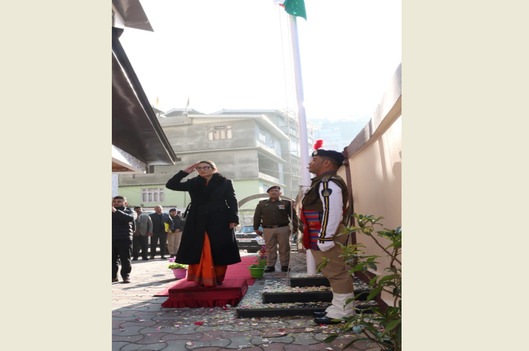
[312,149,345,165]
[267,185,281,193]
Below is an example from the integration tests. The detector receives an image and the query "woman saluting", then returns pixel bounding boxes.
[165,160,241,287]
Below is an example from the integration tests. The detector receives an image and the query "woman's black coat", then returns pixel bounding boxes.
[166,171,241,266]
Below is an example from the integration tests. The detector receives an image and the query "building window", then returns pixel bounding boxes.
[208,125,232,140]
[256,126,278,151]
[290,139,299,156]
[141,188,165,203]
[291,168,301,179]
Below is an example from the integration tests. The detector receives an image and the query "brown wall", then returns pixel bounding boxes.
[339,64,402,303]
[340,116,401,272]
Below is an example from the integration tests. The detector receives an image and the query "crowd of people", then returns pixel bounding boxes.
[112,149,356,324]
[111,201,186,280]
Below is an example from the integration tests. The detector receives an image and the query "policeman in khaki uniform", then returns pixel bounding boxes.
[253,186,299,272]
[301,148,355,324]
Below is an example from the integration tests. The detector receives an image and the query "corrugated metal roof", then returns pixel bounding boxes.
[112,0,153,31]
[112,28,177,169]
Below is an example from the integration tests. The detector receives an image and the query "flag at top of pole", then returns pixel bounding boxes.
[275,0,307,20]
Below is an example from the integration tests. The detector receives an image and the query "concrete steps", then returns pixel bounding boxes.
[236,274,376,318]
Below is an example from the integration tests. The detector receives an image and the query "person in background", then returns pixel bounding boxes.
[165,160,241,287]
[168,208,184,259]
[301,148,355,324]
[253,185,299,272]
[148,205,173,259]
[132,206,153,261]
[112,196,135,283]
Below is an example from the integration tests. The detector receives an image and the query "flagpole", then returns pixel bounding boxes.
[287,14,316,275]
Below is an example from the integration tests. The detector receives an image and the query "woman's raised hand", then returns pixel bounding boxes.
[183,163,199,174]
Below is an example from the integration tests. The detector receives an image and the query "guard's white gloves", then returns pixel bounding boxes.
[317,240,335,252]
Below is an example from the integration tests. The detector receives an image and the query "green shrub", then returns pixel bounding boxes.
[322,213,401,351]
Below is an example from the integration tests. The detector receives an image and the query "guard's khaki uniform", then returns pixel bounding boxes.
[301,171,355,318]
[253,199,299,267]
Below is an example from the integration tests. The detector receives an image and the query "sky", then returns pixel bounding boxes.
[120,0,401,122]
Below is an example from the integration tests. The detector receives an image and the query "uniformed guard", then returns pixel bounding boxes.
[253,185,299,272]
[301,148,355,324]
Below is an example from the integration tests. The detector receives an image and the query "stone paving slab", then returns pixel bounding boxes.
[112,250,381,351]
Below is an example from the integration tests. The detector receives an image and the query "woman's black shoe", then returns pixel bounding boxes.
[264,266,275,272]
[313,311,327,317]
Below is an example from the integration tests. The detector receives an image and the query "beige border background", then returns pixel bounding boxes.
[403,0,529,349]
[3,1,109,350]
[3,0,529,350]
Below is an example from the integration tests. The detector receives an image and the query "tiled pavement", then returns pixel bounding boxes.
[112,249,379,351]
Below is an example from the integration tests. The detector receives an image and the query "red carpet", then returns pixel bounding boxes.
[156,256,257,308]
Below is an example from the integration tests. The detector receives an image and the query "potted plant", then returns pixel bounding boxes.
[167,257,188,279]
[248,246,267,278]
